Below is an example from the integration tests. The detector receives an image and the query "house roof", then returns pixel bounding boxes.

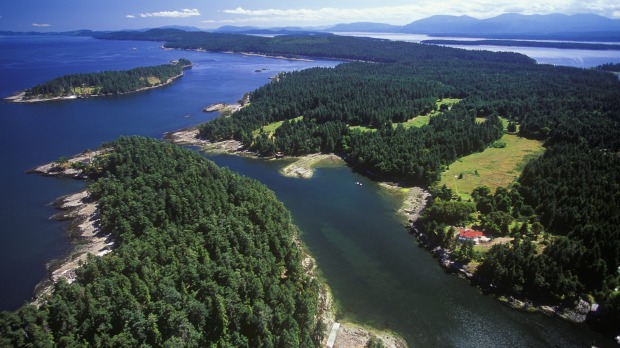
[459,228,485,239]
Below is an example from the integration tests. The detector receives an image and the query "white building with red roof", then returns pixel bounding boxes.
[457,228,491,244]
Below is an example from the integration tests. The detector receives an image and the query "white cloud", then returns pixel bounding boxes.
[201,19,237,24]
[126,15,136,19]
[32,23,52,27]
[221,5,481,24]
[224,7,327,19]
[140,9,201,18]
[614,11,620,18]
[222,2,620,25]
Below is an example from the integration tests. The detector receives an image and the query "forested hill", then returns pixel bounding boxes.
[0,137,321,347]
[595,62,620,72]
[95,29,535,64]
[20,59,192,101]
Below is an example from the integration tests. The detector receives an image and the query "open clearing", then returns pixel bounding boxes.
[70,86,95,95]
[146,76,161,85]
[252,116,304,138]
[349,125,377,133]
[399,98,461,129]
[349,98,461,132]
[440,133,544,199]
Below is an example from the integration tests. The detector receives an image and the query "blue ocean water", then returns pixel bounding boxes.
[0,35,339,311]
[0,35,615,347]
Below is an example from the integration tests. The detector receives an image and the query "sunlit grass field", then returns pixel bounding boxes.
[349,98,462,132]
[252,116,304,138]
[440,133,544,200]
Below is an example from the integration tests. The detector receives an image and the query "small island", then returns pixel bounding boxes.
[5,58,192,102]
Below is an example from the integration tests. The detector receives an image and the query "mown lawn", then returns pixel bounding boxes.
[440,133,544,200]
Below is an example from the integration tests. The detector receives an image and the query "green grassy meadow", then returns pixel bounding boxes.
[440,133,544,199]
[349,98,462,132]
[252,116,304,138]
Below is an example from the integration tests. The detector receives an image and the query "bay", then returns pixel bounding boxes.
[205,155,613,347]
[0,35,615,346]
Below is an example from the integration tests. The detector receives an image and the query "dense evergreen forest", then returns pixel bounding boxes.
[98,29,620,333]
[595,62,620,72]
[23,59,191,100]
[0,137,321,347]
[96,29,534,65]
[198,61,510,185]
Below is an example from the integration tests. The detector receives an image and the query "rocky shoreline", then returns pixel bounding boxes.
[33,191,113,306]
[409,218,595,325]
[163,127,248,154]
[26,148,106,178]
[202,102,241,115]
[380,181,597,330]
[377,183,430,222]
[27,150,114,307]
[202,93,250,116]
[164,127,346,179]
[279,153,344,179]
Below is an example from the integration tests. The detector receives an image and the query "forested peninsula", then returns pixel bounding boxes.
[98,29,620,337]
[6,59,192,102]
[0,137,327,347]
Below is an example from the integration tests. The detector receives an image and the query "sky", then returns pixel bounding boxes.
[1,0,619,32]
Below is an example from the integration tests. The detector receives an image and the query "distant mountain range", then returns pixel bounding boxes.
[214,13,620,41]
[212,25,329,36]
[397,13,620,39]
[2,13,619,42]
[327,22,402,32]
